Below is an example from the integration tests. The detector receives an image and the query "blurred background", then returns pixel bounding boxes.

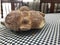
[0,0,60,20]
[0,0,1,18]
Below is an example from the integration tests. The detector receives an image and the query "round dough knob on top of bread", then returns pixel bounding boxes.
[20,6,30,11]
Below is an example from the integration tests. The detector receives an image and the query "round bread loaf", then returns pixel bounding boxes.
[2,6,45,31]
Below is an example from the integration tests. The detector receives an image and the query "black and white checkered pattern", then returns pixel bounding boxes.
[0,13,60,45]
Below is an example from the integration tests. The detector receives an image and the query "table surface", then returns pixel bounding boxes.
[0,13,60,45]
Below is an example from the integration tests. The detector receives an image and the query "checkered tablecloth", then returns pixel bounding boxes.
[0,13,60,45]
